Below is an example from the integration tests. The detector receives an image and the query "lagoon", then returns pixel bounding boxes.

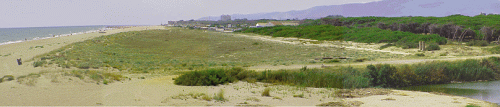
[400,80,500,104]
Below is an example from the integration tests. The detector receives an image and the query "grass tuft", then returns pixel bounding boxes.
[214,89,226,102]
[261,88,271,97]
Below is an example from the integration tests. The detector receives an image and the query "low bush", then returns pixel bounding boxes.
[354,58,367,62]
[379,43,394,50]
[33,60,47,67]
[325,59,340,63]
[214,89,226,102]
[467,40,489,47]
[173,68,240,86]
[257,69,344,88]
[489,46,500,54]
[366,57,500,88]
[2,75,15,81]
[425,43,441,51]
[262,88,271,97]
[415,53,425,56]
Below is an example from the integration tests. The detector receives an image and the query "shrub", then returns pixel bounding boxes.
[355,58,367,62]
[425,43,441,51]
[174,68,239,86]
[2,75,15,81]
[379,43,394,50]
[33,60,47,67]
[340,67,371,88]
[467,40,489,46]
[415,53,425,56]
[214,89,226,102]
[77,62,90,69]
[202,94,212,101]
[257,69,344,88]
[293,93,305,98]
[488,46,500,54]
[262,88,271,97]
[325,59,340,63]
[440,52,448,56]
[367,64,398,87]
[365,57,500,88]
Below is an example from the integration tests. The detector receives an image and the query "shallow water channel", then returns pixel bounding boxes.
[399,80,500,104]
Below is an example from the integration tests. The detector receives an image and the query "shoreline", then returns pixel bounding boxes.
[0,26,113,46]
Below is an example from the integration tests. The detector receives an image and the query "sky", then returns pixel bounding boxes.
[0,0,379,28]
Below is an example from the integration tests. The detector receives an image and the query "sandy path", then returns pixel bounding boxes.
[236,33,411,55]
[0,26,165,77]
[248,54,500,71]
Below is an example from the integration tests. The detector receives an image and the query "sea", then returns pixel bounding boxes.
[0,25,109,45]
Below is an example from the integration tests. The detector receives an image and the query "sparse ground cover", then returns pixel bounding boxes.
[32,27,404,73]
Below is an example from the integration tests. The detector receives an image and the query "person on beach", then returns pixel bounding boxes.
[17,58,22,65]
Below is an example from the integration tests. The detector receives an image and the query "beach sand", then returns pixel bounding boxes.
[0,26,497,106]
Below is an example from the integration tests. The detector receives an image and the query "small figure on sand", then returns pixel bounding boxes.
[17,58,22,65]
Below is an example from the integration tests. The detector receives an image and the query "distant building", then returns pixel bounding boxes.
[281,22,299,26]
[255,21,299,27]
[268,22,283,26]
[221,15,231,21]
[256,23,270,27]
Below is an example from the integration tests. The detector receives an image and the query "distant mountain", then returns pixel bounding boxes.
[198,0,500,20]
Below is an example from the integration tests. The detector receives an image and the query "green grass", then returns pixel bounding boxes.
[488,45,500,54]
[33,27,403,72]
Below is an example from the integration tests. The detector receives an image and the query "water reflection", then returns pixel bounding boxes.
[399,81,500,104]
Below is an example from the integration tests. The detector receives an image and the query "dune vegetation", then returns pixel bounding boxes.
[238,25,447,49]
[31,27,404,73]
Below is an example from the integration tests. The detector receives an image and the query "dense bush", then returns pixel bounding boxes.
[301,15,500,42]
[425,43,441,51]
[241,25,447,49]
[173,68,243,86]
[367,57,500,88]
[257,69,344,88]
[344,27,447,45]
[174,67,372,89]
[466,40,489,46]
[240,25,344,40]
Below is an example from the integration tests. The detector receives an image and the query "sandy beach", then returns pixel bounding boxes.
[0,26,498,106]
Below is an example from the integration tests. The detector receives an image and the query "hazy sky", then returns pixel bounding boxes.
[0,0,379,28]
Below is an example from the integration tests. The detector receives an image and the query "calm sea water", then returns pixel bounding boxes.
[0,26,107,45]
[399,81,500,104]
